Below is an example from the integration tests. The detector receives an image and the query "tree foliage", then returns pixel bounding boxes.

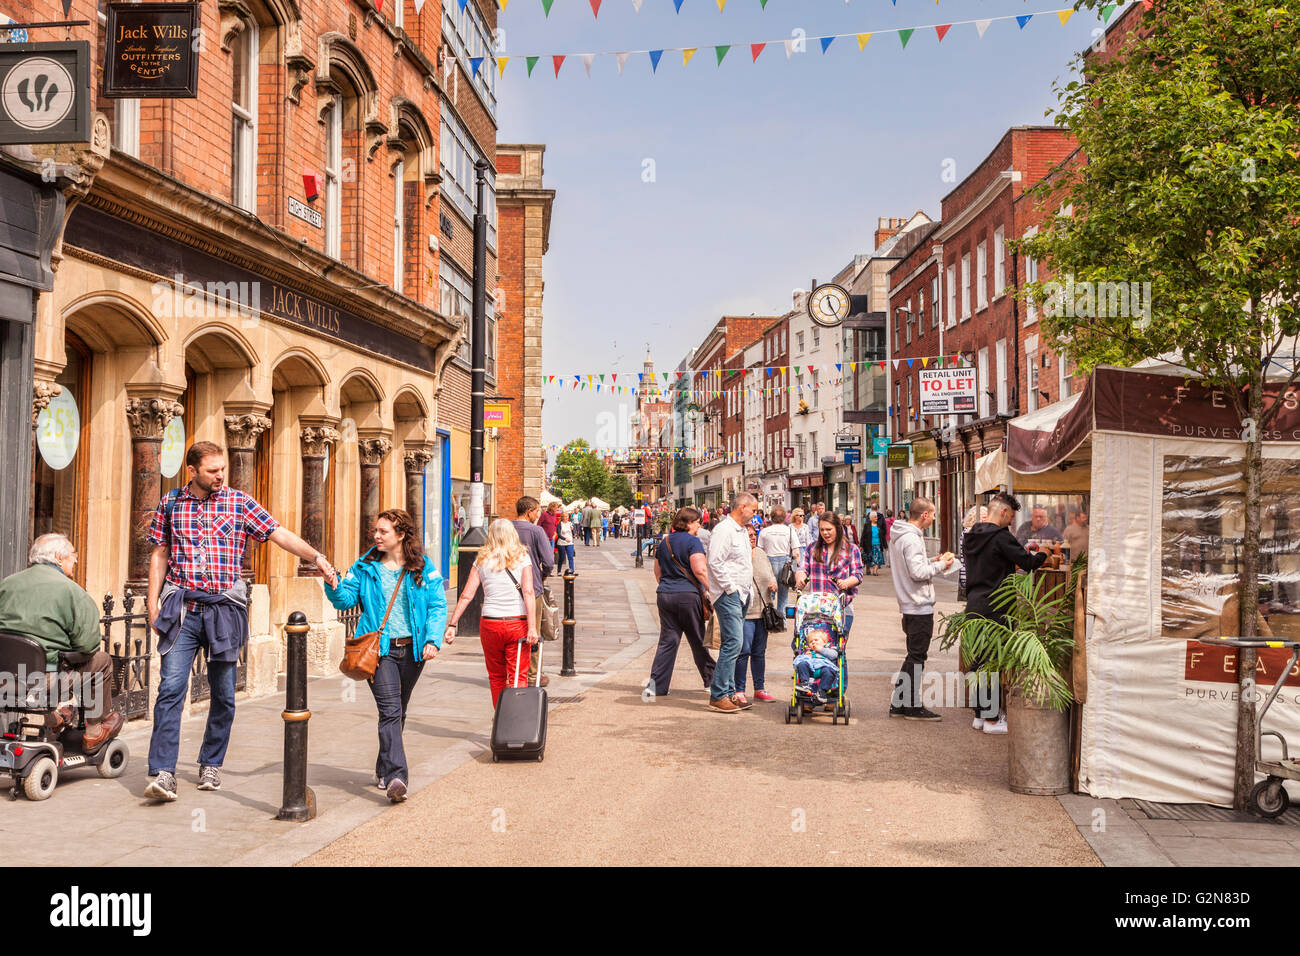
[548,439,636,508]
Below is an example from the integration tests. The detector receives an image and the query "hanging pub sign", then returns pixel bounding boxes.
[0,41,90,145]
[103,2,201,98]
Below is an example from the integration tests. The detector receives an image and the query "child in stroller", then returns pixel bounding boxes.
[786,591,851,725]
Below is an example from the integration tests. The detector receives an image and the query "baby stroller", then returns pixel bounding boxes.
[785,591,851,726]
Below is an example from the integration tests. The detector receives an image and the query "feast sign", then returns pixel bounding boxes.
[919,367,977,415]
[104,2,200,98]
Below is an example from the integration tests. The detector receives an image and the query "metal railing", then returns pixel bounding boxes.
[99,588,151,721]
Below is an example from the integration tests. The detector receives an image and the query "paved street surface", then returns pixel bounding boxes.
[5,537,1295,866]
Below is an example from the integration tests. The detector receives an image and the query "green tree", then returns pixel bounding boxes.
[549,440,610,502]
[1018,0,1300,808]
[602,470,636,509]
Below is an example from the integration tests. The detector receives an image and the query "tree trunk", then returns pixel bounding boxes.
[1233,375,1264,811]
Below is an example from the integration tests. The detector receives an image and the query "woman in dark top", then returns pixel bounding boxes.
[647,506,716,698]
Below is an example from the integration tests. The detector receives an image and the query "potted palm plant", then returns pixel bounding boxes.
[939,556,1086,795]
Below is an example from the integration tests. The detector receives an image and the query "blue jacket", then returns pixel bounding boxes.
[325,550,448,660]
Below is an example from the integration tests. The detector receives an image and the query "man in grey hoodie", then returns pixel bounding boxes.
[887,498,954,720]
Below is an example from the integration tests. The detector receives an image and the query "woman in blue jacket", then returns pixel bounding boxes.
[325,508,447,803]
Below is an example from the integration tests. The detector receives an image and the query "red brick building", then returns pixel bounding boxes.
[760,313,791,509]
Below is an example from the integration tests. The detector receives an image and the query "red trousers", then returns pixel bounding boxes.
[480,616,531,708]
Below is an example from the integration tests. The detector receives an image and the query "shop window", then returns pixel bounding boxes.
[230,17,258,213]
[31,334,91,586]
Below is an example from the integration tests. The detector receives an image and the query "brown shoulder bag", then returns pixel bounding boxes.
[339,568,406,681]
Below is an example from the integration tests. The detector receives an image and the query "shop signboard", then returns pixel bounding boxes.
[35,388,79,470]
[0,41,90,145]
[843,448,861,464]
[919,366,977,416]
[871,437,891,456]
[103,2,201,98]
[834,432,860,449]
[484,403,511,427]
[160,414,185,478]
[886,444,912,470]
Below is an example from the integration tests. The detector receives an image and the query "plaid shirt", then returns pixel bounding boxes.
[802,541,864,608]
[147,485,279,593]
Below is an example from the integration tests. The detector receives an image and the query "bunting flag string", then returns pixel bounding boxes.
[483,5,1094,76]
[543,352,967,386]
[516,0,1047,15]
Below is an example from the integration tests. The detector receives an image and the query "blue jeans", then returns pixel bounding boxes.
[770,556,791,615]
[736,618,768,693]
[558,544,575,572]
[148,609,238,775]
[795,660,837,694]
[370,643,425,785]
[842,609,854,641]
[709,591,748,701]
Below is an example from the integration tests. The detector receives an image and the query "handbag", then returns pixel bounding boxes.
[755,576,785,632]
[777,525,798,589]
[665,532,712,623]
[339,568,406,682]
[539,585,561,642]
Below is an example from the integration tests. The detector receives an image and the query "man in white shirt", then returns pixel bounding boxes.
[706,493,758,713]
[757,505,800,616]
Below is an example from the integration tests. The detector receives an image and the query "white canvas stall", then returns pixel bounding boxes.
[1080,432,1300,806]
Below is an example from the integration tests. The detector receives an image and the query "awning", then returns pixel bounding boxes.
[974,449,1006,493]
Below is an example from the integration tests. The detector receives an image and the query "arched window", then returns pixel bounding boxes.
[317,38,376,267]
[230,16,259,212]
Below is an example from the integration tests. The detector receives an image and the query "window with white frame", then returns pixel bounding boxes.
[1059,349,1072,399]
[440,110,496,249]
[905,303,912,345]
[946,264,956,328]
[323,99,342,259]
[976,241,988,310]
[907,377,914,422]
[931,277,939,329]
[392,158,404,291]
[812,327,820,349]
[918,290,926,334]
[230,17,258,212]
[796,330,805,355]
[392,0,403,30]
[961,254,971,320]
[993,225,1006,297]
[442,0,497,118]
[812,369,820,409]
[1024,226,1039,323]
[894,312,901,353]
[978,347,990,418]
[97,1,140,157]
[1027,352,1039,412]
[995,338,1008,414]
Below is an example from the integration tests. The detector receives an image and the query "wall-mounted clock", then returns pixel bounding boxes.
[807,283,851,328]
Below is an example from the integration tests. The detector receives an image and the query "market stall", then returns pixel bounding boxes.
[1008,364,1300,806]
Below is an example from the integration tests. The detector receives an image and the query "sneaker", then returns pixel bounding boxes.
[387,778,408,803]
[374,775,387,790]
[795,682,814,696]
[753,690,776,702]
[972,717,986,731]
[982,715,1008,735]
[708,696,741,714]
[904,707,943,721]
[145,771,179,802]
[889,705,908,718]
[197,765,221,791]
[730,694,753,710]
[814,692,828,705]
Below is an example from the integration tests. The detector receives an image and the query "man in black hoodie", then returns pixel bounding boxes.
[961,491,1048,733]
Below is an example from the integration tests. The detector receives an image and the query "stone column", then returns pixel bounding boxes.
[357,436,392,549]
[298,423,339,575]
[225,408,272,579]
[403,444,434,539]
[125,395,184,586]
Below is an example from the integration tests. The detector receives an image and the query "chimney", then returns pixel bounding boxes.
[874,215,904,250]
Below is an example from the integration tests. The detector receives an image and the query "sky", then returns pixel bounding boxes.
[492,0,1115,461]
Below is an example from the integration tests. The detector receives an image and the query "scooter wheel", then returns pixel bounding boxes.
[23,756,58,801]
[1250,778,1290,818]
[96,739,129,779]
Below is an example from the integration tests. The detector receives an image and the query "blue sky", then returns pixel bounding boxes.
[492,0,1113,455]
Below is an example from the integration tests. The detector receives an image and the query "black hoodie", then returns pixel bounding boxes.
[961,521,1048,620]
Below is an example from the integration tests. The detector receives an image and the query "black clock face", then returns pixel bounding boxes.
[808,283,850,327]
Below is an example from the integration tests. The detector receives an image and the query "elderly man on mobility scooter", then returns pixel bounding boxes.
[0,534,126,798]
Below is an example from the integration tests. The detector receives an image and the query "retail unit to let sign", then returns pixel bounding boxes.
[103,2,201,98]
[918,367,977,416]
[484,403,511,427]
[0,41,90,145]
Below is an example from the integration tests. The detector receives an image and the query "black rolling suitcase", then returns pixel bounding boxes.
[490,638,547,762]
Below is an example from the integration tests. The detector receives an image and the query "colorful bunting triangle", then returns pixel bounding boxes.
[683,47,697,65]
[589,0,601,17]
[553,54,566,77]
[1057,9,1073,26]
[975,18,992,37]
[1100,3,1117,23]
[820,35,835,54]
[899,28,914,48]
[649,49,663,72]
[582,53,596,76]
[935,24,951,42]
[497,56,509,76]
[469,56,483,77]
[526,55,540,76]
[857,33,872,50]
[715,45,730,65]
[750,42,765,62]
[1016,14,1033,28]
[541,0,554,13]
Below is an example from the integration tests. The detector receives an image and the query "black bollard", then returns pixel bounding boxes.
[277,611,316,822]
[635,522,644,568]
[561,571,576,677]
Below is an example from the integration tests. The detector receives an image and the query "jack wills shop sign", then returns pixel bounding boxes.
[103,2,200,98]
[64,205,438,372]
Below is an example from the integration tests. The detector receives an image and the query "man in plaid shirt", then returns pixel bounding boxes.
[143,441,338,803]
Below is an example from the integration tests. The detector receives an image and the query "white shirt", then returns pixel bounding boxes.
[790,522,814,549]
[706,515,753,605]
[479,557,531,618]
[758,522,800,561]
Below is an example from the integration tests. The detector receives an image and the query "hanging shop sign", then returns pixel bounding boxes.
[871,436,891,456]
[0,41,90,145]
[36,388,79,470]
[886,444,912,470]
[159,413,185,478]
[919,366,978,415]
[834,432,861,450]
[103,2,201,98]
[843,448,861,464]
[484,403,511,428]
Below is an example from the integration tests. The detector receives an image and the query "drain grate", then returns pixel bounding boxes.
[1128,799,1300,827]
[549,694,585,705]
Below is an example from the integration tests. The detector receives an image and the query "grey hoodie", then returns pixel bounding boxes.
[887,519,947,615]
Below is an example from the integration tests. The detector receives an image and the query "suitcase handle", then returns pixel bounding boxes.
[512,636,541,688]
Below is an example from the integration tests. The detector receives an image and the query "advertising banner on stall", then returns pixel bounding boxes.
[919,367,977,415]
